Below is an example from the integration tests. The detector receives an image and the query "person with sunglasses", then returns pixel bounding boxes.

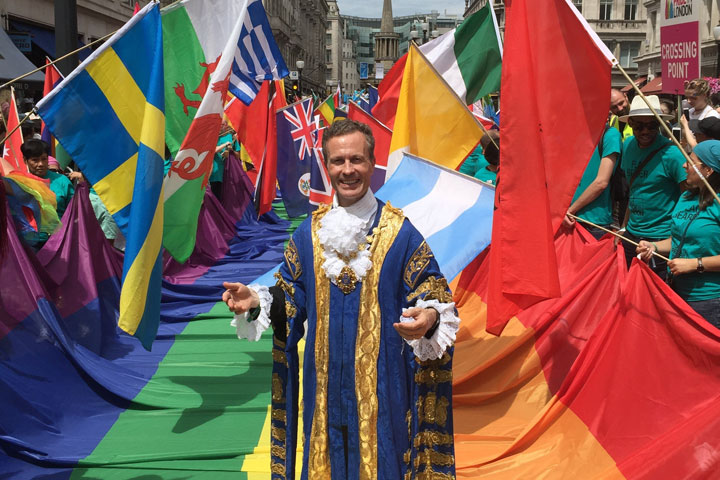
[617,95,687,279]
[636,141,720,327]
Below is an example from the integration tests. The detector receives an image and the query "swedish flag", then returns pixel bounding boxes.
[37,3,164,350]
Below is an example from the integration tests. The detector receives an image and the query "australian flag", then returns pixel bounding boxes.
[276,97,317,217]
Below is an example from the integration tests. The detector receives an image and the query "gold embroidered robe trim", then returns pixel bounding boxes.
[308,204,332,478]
[404,241,433,289]
[284,238,302,280]
[356,202,405,480]
[407,276,454,304]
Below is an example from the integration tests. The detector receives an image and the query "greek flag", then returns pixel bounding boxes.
[229,0,289,104]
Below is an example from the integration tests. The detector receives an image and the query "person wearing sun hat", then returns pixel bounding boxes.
[618,94,687,279]
[637,140,720,327]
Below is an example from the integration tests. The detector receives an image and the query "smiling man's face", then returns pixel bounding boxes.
[325,131,374,207]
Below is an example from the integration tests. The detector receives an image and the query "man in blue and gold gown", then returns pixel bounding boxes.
[223,120,460,479]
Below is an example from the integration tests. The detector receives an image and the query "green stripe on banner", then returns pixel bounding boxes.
[70,302,273,479]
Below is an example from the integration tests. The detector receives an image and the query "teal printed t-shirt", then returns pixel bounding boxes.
[621,135,686,237]
[669,192,720,302]
[459,145,488,177]
[45,170,74,218]
[474,166,497,185]
[572,126,622,226]
[210,132,239,183]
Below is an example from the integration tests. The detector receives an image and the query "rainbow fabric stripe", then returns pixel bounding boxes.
[36,3,165,349]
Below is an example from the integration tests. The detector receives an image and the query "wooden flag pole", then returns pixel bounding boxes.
[0,107,35,148]
[567,213,670,262]
[0,32,114,91]
[614,62,720,208]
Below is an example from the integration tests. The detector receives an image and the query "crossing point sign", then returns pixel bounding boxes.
[660,0,700,94]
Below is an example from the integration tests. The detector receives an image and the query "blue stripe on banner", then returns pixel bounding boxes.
[111,8,160,99]
[38,70,138,183]
[113,203,132,236]
[122,144,164,273]
[375,156,442,209]
[426,186,495,280]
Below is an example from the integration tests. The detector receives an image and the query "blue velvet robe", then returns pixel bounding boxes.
[269,200,455,480]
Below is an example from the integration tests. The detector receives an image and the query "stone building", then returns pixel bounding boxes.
[325,0,343,94]
[343,11,461,81]
[465,0,648,88]
[265,0,329,94]
[342,35,358,93]
[374,0,399,76]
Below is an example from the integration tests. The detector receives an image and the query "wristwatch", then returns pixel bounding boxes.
[697,257,705,273]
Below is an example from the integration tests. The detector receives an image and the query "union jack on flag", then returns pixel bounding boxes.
[283,98,316,160]
[310,127,334,205]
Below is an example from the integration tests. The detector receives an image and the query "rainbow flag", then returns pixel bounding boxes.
[36,3,165,349]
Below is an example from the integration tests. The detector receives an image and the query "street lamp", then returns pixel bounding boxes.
[421,22,429,43]
[296,59,305,96]
[713,23,720,78]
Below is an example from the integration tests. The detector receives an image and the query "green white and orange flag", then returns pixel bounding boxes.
[387,43,485,179]
[418,0,502,104]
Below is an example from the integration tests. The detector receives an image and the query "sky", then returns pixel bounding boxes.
[335,0,465,18]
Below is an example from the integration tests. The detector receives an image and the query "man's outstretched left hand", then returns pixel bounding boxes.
[394,307,438,340]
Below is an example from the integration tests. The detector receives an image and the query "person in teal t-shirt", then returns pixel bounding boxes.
[210,122,240,201]
[22,139,74,219]
[618,95,686,278]
[459,143,489,177]
[563,125,621,239]
[473,130,499,186]
[637,140,720,328]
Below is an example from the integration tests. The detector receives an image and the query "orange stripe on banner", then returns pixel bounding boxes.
[456,398,623,479]
[451,291,624,478]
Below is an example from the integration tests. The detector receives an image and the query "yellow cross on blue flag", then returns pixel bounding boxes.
[37,3,165,350]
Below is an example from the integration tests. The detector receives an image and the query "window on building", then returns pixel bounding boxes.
[326,33,332,44]
[599,0,613,20]
[572,0,582,13]
[624,0,638,20]
[619,41,640,68]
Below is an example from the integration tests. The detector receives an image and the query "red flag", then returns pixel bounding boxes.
[253,80,287,216]
[133,2,140,15]
[370,53,407,129]
[1,88,27,175]
[486,0,613,335]
[41,58,64,152]
[347,101,392,192]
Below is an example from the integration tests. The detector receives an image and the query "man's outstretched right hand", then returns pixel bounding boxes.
[222,282,260,314]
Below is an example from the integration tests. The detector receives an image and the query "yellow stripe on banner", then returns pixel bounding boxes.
[242,339,306,478]
[118,190,164,335]
[93,153,137,215]
[86,48,165,158]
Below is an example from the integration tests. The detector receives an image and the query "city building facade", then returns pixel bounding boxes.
[265,0,329,94]
[343,10,461,81]
[342,35,358,93]
[325,0,343,94]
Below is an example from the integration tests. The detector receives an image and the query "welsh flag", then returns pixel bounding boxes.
[162,0,287,262]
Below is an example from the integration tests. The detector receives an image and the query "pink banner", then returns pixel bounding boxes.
[661,21,700,94]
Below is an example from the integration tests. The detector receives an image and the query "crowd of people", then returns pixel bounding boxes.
[560,78,720,327]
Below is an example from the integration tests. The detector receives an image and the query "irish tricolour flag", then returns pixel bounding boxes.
[419,0,503,105]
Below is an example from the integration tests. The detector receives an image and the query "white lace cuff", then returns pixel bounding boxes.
[230,284,272,341]
[401,298,460,361]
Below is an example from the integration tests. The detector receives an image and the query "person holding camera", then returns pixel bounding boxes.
[637,140,720,327]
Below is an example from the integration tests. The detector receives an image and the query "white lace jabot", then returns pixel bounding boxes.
[331,188,378,235]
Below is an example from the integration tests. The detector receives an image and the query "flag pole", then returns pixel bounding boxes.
[615,62,720,208]
[410,42,499,150]
[0,32,114,90]
[568,213,670,262]
[0,107,34,148]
